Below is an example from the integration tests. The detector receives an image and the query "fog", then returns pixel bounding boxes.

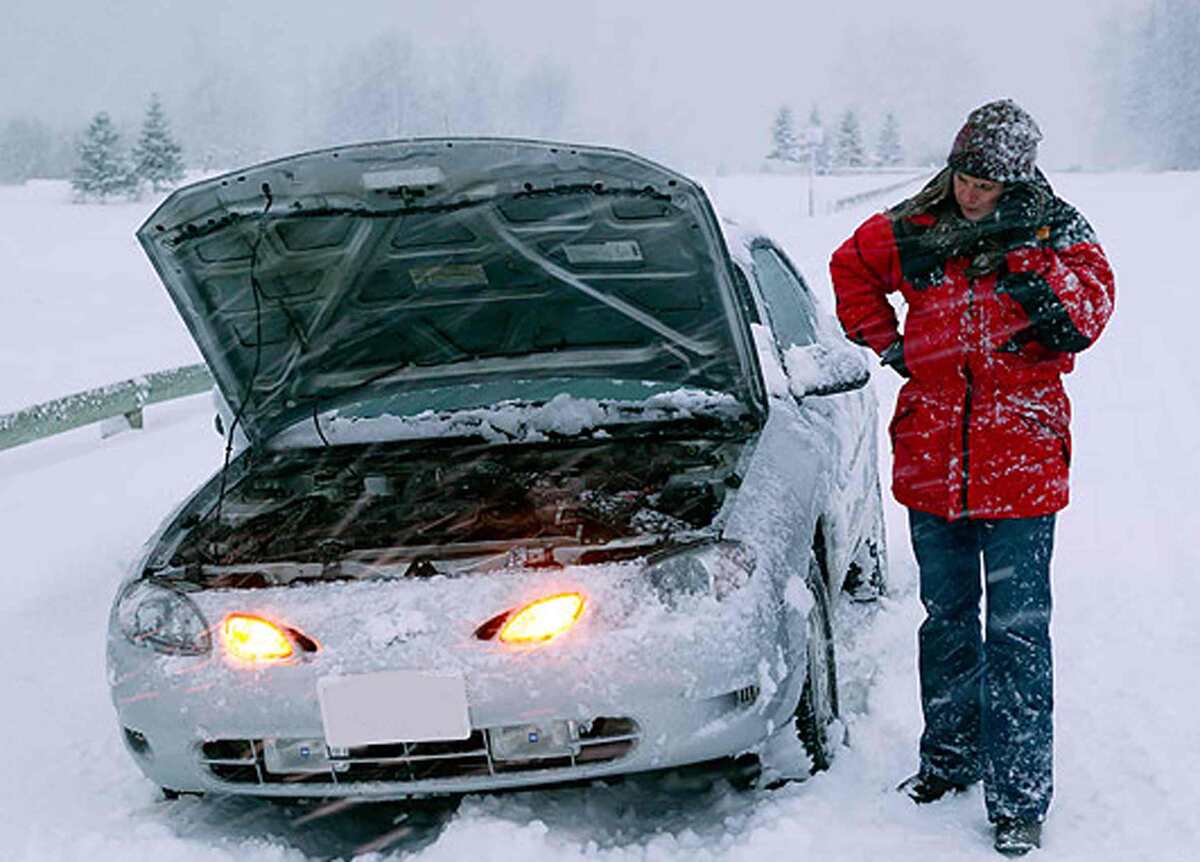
[0,0,1158,175]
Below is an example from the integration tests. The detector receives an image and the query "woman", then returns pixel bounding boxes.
[829,99,1115,856]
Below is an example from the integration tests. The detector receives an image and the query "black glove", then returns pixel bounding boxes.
[880,338,911,378]
[995,271,1091,353]
[991,184,1046,251]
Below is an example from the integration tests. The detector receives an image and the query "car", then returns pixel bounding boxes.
[107,137,887,801]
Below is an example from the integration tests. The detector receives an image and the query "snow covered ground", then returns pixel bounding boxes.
[1,170,1197,861]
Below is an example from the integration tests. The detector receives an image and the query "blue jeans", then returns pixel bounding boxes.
[909,509,1055,823]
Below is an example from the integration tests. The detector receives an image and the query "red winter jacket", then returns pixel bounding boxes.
[830,187,1115,519]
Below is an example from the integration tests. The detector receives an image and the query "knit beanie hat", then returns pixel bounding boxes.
[947,99,1042,183]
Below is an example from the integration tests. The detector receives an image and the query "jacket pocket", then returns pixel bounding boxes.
[1014,409,1071,467]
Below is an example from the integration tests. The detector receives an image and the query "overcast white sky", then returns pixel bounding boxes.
[2,0,1142,171]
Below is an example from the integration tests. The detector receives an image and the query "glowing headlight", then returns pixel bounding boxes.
[116,580,211,656]
[497,593,586,644]
[222,614,295,664]
[643,541,755,604]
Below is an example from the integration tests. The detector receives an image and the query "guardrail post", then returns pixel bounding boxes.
[100,409,145,439]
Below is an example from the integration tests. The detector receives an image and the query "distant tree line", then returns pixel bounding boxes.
[767,104,905,172]
[154,32,572,174]
[1094,0,1200,169]
[0,30,573,189]
[0,93,185,200]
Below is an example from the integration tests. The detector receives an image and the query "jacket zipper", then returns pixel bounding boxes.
[960,278,976,517]
[961,367,973,517]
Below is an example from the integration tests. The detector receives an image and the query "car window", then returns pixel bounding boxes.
[750,245,818,349]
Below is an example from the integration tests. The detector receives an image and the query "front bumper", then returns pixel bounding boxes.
[113,661,788,798]
[118,687,777,798]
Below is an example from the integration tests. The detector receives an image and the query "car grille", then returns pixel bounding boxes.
[199,717,640,786]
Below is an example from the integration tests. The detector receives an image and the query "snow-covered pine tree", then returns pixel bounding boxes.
[72,112,135,202]
[877,111,903,166]
[132,94,185,192]
[767,105,801,164]
[809,105,831,174]
[833,109,867,169]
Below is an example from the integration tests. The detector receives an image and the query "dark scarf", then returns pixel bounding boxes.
[887,167,1055,285]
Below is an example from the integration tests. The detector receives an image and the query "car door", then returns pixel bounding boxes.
[747,240,874,591]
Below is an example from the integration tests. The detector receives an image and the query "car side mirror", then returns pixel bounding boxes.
[784,343,872,398]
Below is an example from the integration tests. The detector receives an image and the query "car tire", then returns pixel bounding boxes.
[794,551,839,773]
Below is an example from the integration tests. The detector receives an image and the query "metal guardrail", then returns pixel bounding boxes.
[0,364,213,452]
[830,172,932,212]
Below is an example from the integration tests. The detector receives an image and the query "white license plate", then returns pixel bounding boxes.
[317,670,471,748]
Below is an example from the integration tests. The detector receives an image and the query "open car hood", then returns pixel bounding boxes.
[138,138,765,445]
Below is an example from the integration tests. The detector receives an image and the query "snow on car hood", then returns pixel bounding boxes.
[138,138,765,446]
[268,388,749,449]
[178,557,775,706]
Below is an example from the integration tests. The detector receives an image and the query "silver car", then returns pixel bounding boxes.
[107,139,887,800]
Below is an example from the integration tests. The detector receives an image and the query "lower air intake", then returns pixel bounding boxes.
[199,716,640,786]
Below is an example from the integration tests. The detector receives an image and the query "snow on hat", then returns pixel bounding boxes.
[947,99,1042,183]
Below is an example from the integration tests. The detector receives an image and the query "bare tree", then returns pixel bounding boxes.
[0,116,52,184]
[512,60,571,139]
[322,32,415,143]
[1097,0,1200,169]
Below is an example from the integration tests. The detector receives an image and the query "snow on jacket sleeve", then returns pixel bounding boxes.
[999,204,1116,353]
[829,213,902,355]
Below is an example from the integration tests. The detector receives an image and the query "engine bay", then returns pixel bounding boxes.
[171,433,748,570]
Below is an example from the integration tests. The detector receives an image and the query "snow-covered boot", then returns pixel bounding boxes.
[993,819,1041,856]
